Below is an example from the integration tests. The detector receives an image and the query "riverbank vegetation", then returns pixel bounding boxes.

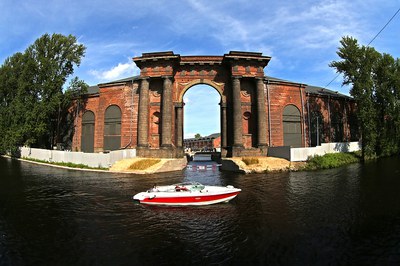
[0,33,87,155]
[235,153,361,173]
[303,152,361,170]
[331,36,400,160]
[242,157,259,165]
[128,159,161,170]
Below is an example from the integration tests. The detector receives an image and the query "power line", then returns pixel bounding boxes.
[367,7,400,46]
[325,7,400,88]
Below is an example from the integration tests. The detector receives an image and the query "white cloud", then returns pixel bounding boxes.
[89,60,140,82]
[162,0,368,56]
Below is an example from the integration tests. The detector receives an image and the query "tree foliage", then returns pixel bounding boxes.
[330,36,400,159]
[0,33,87,154]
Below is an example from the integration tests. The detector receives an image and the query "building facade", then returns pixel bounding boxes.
[184,133,221,152]
[71,51,357,158]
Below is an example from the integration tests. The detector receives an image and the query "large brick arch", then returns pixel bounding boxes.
[178,79,225,104]
[133,51,273,158]
[71,51,357,158]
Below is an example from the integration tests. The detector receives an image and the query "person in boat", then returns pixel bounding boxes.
[175,185,189,192]
[151,184,159,192]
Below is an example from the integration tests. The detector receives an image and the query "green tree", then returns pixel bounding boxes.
[330,36,400,159]
[373,53,398,156]
[195,133,202,139]
[0,52,31,154]
[0,33,86,154]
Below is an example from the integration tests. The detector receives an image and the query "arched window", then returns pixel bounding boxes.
[152,111,161,134]
[331,109,344,142]
[243,111,252,134]
[104,105,121,151]
[81,111,95,153]
[283,105,302,147]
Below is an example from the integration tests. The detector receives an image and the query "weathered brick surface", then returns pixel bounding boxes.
[72,82,139,152]
[72,51,356,157]
[267,83,306,147]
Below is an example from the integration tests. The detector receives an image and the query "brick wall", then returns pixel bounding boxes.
[72,81,139,152]
[267,83,306,147]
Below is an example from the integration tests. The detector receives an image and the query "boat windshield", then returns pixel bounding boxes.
[172,182,205,191]
[172,181,202,187]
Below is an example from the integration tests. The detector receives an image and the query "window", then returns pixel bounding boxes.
[283,105,302,147]
[104,105,121,151]
[81,111,95,152]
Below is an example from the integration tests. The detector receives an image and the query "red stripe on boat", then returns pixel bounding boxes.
[140,191,239,204]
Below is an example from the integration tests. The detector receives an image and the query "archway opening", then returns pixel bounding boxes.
[183,84,221,153]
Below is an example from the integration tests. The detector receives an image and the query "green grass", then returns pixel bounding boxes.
[22,157,109,170]
[242,157,259,165]
[304,152,361,170]
[128,159,161,170]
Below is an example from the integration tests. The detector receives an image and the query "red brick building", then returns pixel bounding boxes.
[184,133,221,152]
[71,51,357,158]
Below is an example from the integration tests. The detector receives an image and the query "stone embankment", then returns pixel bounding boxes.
[9,153,302,174]
[221,157,305,173]
[110,156,302,174]
[109,157,187,174]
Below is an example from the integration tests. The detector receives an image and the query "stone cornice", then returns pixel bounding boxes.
[133,51,180,68]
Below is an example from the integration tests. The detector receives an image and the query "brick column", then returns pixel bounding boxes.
[256,78,268,147]
[137,77,149,147]
[161,76,173,147]
[176,102,184,147]
[232,76,243,147]
[220,102,227,147]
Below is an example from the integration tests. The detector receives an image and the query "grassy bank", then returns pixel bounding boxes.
[303,152,361,170]
[128,159,161,170]
[21,157,109,170]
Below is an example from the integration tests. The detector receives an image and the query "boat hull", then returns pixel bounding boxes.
[133,184,241,206]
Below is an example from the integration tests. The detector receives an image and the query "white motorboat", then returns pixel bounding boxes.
[133,182,241,206]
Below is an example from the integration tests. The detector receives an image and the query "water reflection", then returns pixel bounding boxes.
[1,157,400,265]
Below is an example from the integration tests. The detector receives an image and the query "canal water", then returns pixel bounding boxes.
[1,157,400,265]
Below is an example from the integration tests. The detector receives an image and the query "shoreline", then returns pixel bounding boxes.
[2,152,363,174]
[1,155,187,174]
[2,155,111,173]
[2,155,303,174]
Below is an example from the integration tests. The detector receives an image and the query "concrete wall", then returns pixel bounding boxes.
[20,147,136,168]
[268,141,361,162]
[267,146,291,161]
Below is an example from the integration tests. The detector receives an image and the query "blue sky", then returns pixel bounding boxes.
[1,0,399,138]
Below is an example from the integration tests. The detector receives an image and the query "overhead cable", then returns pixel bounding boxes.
[325,7,400,88]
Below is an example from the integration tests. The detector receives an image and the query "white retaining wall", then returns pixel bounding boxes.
[19,147,136,168]
[19,142,361,167]
[268,141,361,162]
